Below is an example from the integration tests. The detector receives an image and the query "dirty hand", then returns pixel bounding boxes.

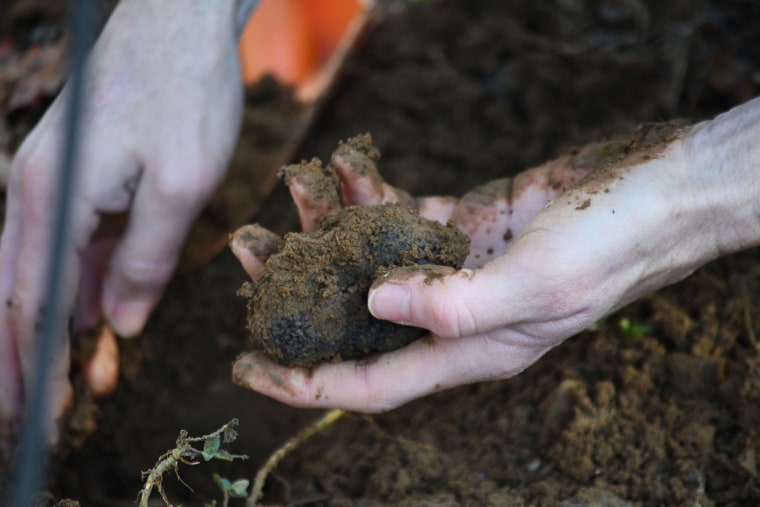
[0,0,255,449]
[232,97,760,412]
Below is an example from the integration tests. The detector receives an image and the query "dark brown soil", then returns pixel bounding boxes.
[247,201,469,366]
[246,135,468,366]
[248,200,468,365]
[2,0,760,505]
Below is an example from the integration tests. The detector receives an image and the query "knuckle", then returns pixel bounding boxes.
[17,154,54,195]
[423,290,478,338]
[360,382,398,413]
[150,160,221,207]
[118,258,174,290]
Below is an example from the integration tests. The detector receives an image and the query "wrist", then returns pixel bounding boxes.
[681,97,760,259]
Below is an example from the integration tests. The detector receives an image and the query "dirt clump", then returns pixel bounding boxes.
[245,162,470,367]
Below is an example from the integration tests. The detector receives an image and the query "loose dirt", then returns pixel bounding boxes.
[247,136,468,366]
[247,203,469,366]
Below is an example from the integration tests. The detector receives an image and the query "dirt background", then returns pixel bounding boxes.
[3,0,760,505]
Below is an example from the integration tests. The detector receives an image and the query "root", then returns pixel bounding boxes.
[248,409,345,506]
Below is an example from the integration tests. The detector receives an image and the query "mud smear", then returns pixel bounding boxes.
[570,119,692,191]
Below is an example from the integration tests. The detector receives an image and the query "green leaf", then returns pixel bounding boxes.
[214,449,234,462]
[202,435,221,461]
[214,473,232,491]
[618,317,651,339]
[227,479,250,498]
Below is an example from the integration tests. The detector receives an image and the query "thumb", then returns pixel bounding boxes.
[368,265,510,338]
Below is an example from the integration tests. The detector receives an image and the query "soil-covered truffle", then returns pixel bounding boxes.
[246,203,470,366]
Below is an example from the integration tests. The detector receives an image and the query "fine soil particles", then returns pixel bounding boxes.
[246,202,469,366]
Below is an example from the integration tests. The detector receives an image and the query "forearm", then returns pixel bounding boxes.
[681,97,760,259]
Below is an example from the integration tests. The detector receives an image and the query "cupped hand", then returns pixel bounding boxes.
[232,99,760,413]
[0,0,245,448]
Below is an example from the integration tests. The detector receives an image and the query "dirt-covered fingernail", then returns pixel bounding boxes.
[280,159,341,205]
[375,264,457,284]
[232,352,300,398]
[231,224,283,260]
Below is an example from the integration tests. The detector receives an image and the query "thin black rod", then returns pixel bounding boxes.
[10,1,94,504]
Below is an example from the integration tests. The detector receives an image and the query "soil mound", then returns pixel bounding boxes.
[245,186,469,367]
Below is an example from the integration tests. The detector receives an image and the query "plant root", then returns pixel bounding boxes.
[248,409,345,506]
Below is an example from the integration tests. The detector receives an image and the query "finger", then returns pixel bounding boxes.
[331,140,415,208]
[366,242,590,341]
[232,329,550,411]
[80,325,119,399]
[414,196,458,224]
[102,157,221,337]
[10,147,88,443]
[280,159,342,232]
[0,154,26,299]
[367,267,503,338]
[73,233,119,332]
[229,224,284,281]
[0,154,27,421]
[332,140,459,223]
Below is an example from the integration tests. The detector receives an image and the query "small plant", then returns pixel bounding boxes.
[204,474,250,507]
[618,317,651,339]
[138,419,249,507]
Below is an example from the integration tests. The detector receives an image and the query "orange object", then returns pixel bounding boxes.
[181,1,374,271]
[239,0,370,102]
[81,325,119,399]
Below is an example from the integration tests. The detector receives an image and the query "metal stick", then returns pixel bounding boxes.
[10,1,94,504]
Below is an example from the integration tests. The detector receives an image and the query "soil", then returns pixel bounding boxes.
[247,201,469,366]
[248,177,467,367]
[247,134,468,366]
[1,0,760,506]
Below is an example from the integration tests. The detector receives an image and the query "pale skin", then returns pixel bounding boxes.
[1,0,759,458]
[0,0,260,454]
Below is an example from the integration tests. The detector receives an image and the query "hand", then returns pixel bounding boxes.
[232,97,760,412]
[0,0,245,450]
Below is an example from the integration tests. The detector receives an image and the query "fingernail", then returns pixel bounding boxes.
[108,299,151,338]
[368,283,411,323]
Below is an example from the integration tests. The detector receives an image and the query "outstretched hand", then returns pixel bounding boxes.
[231,98,760,412]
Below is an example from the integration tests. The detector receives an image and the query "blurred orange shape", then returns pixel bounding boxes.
[239,0,371,102]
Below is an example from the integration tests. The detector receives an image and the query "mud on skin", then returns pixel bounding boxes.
[244,138,470,367]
